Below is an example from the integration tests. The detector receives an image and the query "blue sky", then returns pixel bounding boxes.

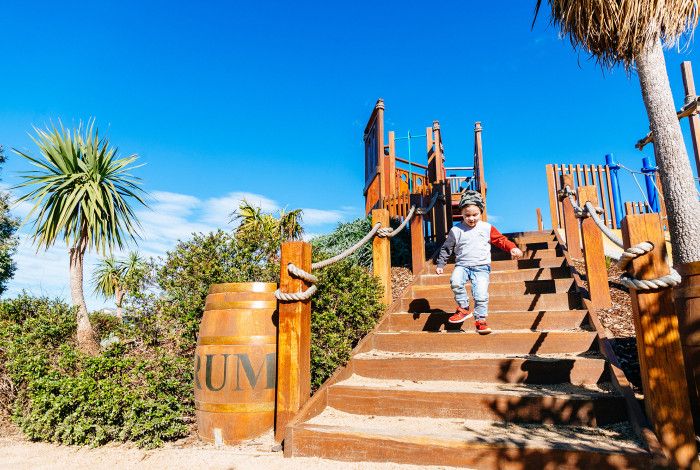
[1,1,700,308]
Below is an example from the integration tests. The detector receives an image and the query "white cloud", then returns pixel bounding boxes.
[487,214,501,223]
[3,187,349,311]
[300,208,344,226]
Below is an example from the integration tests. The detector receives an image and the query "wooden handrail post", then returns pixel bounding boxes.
[675,261,700,434]
[536,208,543,231]
[410,194,425,274]
[621,214,698,469]
[577,186,611,309]
[275,241,312,443]
[435,183,448,246]
[474,122,487,222]
[561,174,582,259]
[545,164,559,229]
[372,209,392,305]
[681,61,700,176]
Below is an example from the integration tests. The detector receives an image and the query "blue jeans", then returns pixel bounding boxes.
[450,265,491,320]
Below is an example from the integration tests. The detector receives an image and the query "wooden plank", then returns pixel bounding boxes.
[561,174,582,259]
[386,131,396,198]
[621,214,698,469]
[675,261,700,434]
[681,61,700,177]
[578,186,612,309]
[372,209,392,305]
[605,166,617,229]
[536,208,543,231]
[276,241,312,442]
[575,164,583,187]
[596,166,610,228]
[554,165,564,229]
[401,292,581,312]
[545,164,559,229]
[474,122,487,221]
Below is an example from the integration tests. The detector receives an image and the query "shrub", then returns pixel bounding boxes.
[310,260,383,390]
[0,295,191,448]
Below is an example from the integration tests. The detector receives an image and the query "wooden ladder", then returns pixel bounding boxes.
[282,230,654,469]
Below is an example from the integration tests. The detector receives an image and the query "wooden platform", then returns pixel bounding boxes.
[283,230,654,469]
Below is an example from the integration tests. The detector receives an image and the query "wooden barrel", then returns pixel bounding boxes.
[194,282,277,445]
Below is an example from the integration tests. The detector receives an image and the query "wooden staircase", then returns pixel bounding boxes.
[283,230,654,469]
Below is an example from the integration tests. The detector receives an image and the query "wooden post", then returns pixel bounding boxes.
[386,131,396,198]
[376,100,385,202]
[372,209,392,305]
[434,183,447,246]
[410,194,425,274]
[675,261,700,435]
[433,121,444,182]
[561,174,582,259]
[275,242,312,443]
[681,61,700,177]
[621,214,698,469]
[546,164,559,229]
[474,122,487,221]
[536,208,543,231]
[577,186,611,309]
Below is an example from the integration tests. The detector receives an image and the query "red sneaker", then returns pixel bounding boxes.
[475,320,492,335]
[448,306,473,324]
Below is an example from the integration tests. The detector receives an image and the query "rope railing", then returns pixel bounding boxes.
[275,190,440,301]
[561,185,680,290]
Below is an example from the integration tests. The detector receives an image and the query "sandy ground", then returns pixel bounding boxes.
[0,431,462,470]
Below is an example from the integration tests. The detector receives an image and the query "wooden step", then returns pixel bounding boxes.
[419,267,572,284]
[402,293,582,312]
[351,351,609,385]
[442,258,568,272]
[328,376,627,426]
[287,410,650,469]
[384,310,589,332]
[515,240,560,250]
[372,331,598,355]
[410,279,576,297]
[491,247,562,261]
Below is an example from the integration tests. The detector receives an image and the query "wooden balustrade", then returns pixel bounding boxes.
[577,186,611,309]
[546,163,617,230]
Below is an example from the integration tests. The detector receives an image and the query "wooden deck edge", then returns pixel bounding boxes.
[282,260,427,452]
[554,229,667,467]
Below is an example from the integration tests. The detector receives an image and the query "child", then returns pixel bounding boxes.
[435,190,523,335]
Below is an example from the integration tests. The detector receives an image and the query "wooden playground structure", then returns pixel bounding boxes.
[199,65,700,467]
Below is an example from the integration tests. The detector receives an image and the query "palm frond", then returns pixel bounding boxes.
[13,121,146,253]
[534,0,699,68]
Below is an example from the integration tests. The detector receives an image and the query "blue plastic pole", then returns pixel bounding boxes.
[606,154,624,227]
[641,157,660,213]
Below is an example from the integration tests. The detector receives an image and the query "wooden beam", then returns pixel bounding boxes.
[577,186,611,309]
[675,261,700,435]
[386,131,397,198]
[410,194,425,274]
[681,61,700,178]
[536,208,543,231]
[474,122,487,221]
[561,174,582,259]
[275,241,312,443]
[621,214,698,469]
[372,209,392,305]
[376,100,385,201]
[545,164,559,229]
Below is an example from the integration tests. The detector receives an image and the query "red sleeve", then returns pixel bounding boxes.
[490,226,517,252]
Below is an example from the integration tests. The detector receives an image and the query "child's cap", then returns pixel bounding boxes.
[458,190,484,212]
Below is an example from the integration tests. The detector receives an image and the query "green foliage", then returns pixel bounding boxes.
[13,121,146,253]
[0,295,191,448]
[311,216,412,268]
[155,230,278,351]
[310,260,383,390]
[0,147,19,295]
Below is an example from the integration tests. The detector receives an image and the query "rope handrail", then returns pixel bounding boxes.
[275,189,441,301]
[562,185,680,291]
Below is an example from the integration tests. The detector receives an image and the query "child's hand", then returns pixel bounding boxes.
[436,266,444,275]
[510,247,524,260]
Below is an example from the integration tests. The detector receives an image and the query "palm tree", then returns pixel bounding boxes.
[92,252,147,320]
[278,207,304,241]
[14,121,145,353]
[533,1,700,265]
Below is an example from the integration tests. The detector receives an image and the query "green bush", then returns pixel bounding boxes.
[310,260,383,390]
[0,295,191,448]
[312,216,412,268]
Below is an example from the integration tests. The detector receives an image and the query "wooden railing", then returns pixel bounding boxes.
[546,163,618,230]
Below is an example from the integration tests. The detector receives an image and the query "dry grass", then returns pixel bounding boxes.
[534,0,699,69]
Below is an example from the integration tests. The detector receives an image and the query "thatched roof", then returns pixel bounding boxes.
[534,1,699,68]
